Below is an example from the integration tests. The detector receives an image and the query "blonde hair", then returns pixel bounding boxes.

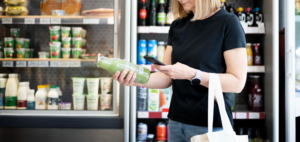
[172,0,220,21]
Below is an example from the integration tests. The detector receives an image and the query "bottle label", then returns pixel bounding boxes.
[0,88,4,107]
[47,97,58,106]
[254,56,261,65]
[157,12,166,23]
[247,13,254,25]
[139,9,147,19]
[36,97,46,106]
[238,13,246,22]
[17,100,27,107]
[247,55,253,65]
[5,96,17,107]
[166,12,174,24]
[253,94,262,107]
[27,101,35,109]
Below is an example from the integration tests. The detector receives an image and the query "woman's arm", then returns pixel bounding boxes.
[156,48,247,93]
[112,46,173,89]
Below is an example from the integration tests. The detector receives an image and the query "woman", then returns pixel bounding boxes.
[114,0,247,141]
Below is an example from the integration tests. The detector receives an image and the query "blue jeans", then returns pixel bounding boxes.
[169,119,223,142]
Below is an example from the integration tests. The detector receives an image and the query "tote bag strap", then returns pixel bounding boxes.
[208,73,234,133]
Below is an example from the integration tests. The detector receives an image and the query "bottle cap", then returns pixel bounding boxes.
[0,78,7,88]
[252,43,260,46]
[246,43,252,46]
[253,75,260,78]
[158,41,165,45]
[50,85,56,89]
[9,74,17,77]
[28,89,35,95]
[37,85,45,89]
[221,0,226,2]
[0,74,8,78]
[236,7,244,12]
[45,84,50,88]
[56,85,60,88]
[24,82,30,85]
[255,7,260,12]
[245,7,252,12]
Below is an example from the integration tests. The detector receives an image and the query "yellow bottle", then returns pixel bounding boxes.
[246,43,253,66]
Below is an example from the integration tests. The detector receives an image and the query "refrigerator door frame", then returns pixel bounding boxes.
[285,0,296,142]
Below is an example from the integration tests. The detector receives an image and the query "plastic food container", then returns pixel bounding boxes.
[59,102,72,110]
[72,37,82,48]
[52,10,65,16]
[38,52,49,59]
[15,38,24,48]
[73,94,85,110]
[62,37,71,48]
[41,0,62,15]
[25,49,30,58]
[61,27,71,38]
[4,48,14,58]
[62,0,82,16]
[5,6,28,16]
[4,37,14,48]
[4,0,28,7]
[72,48,82,58]
[72,27,82,38]
[62,48,71,59]
[16,48,25,58]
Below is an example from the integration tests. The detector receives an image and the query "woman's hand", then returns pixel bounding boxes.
[154,62,196,80]
[112,69,137,86]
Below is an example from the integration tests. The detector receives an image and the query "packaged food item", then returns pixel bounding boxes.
[38,52,49,59]
[4,0,28,7]
[157,122,167,141]
[72,77,85,95]
[61,27,71,38]
[95,55,150,84]
[5,6,28,16]
[137,87,148,111]
[236,7,246,23]
[0,78,8,109]
[245,7,254,26]
[137,123,148,141]
[5,74,18,109]
[62,37,71,48]
[25,49,30,58]
[253,43,262,65]
[49,42,61,58]
[5,37,14,48]
[61,48,70,59]
[81,39,86,49]
[99,94,112,110]
[15,38,24,48]
[81,8,114,16]
[47,85,59,110]
[27,90,35,110]
[61,0,82,16]
[10,28,20,39]
[87,95,99,110]
[81,29,86,39]
[73,94,85,110]
[147,40,158,65]
[72,37,82,48]
[246,43,253,65]
[0,7,3,15]
[40,0,61,15]
[59,102,71,110]
[52,10,65,16]
[35,85,47,110]
[137,40,147,65]
[72,27,82,38]
[100,77,113,94]
[148,89,160,111]
[86,78,99,96]
[72,48,82,58]
[17,82,27,109]
[157,41,165,62]
[49,26,61,42]
[16,48,25,58]
[4,48,14,58]
[24,38,30,48]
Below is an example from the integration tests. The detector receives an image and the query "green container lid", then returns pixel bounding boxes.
[50,85,56,88]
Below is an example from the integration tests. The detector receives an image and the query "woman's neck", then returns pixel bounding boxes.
[191,8,220,20]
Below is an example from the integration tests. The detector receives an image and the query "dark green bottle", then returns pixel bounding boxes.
[149,0,156,26]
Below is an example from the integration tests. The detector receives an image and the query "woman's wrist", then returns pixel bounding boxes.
[188,68,197,81]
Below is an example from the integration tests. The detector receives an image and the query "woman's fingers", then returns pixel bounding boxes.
[123,69,134,85]
[128,73,137,85]
[118,69,128,83]
[112,71,120,80]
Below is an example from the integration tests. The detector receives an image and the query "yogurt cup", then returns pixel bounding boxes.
[16,48,25,58]
[25,49,30,58]
[15,38,24,48]
[72,48,82,58]
[4,48,14,58]
[100,77,113,94]
[4,37,14,48]
[73,94,85,110]
[72,27,82,38]
[49,26,61,42]
[72,77,86,95]
[24,38,30,48]
[86,78,99,96]
[81,39,86,49]
[72,37,82,48]
[52,10,65,16]
[87,95,99,110]
[38,52,49,59]
[99,94,112,110]
[62,37,71,48]
[10,28,20,39]
[81,29,87,39]
[62,48,71,59]
[59,102,71,110]
[61,27,71,38]
[50,46,61,59]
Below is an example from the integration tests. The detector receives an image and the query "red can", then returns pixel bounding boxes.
[157,122,166,141]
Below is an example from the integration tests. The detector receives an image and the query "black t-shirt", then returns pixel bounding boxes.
[167,9,246,127]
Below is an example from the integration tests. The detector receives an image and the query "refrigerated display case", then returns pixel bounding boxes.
[0,0,131,141]
[130,0,278,142]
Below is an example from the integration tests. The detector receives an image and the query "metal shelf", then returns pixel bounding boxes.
[0,15,114,25]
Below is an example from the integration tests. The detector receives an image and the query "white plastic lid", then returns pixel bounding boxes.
[252,43,260,46]
[28,89,35,96]
[252,75,260,78]
[246,43,252,46]
[24,82,30,85]
[9,74,17,77]
[158,41,165,45]
[0,78,7,88]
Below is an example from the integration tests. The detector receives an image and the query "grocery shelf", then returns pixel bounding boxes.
[137,111,265,120]
[138,25,265,34]
[141,65,265,73]
[0,58,96,67]
[0,15,114,25]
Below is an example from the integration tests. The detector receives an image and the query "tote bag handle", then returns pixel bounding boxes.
[208,73,234,133]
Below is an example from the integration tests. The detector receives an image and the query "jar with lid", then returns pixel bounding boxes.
[251,75,263,112]
[17,82,27,109]
[157,41,165,62]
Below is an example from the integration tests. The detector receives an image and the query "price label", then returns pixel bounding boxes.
[40,18,50,24]
[70,61,81,67]
[51,18,61,24]
[2,18,13,24]
[2,61,13,67]
[138,112,149,118]
[24,18,35,24]
[235,112,247,119]
[38,61,48,67]
[162,112,168,118]
[50,61,60,67]
[107,18,114,24]
[249,112,260,119]
[60,61,70,67]
[28,61,38,67]
[16,61,27,67]
[83,19,100,24]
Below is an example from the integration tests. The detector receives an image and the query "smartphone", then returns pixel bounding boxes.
[143,56,166,66]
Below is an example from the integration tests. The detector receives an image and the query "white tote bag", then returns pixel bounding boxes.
[191,73,248,142]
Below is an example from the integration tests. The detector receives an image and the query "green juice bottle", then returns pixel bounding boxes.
[95,55,150,84]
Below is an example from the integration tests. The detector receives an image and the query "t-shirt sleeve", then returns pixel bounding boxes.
[223,15,246,51]
[167,20,176,46]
